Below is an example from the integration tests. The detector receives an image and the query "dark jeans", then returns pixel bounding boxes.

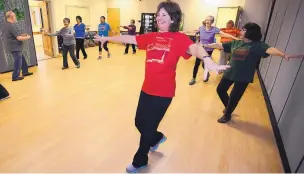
[125,44,136,53]
[0,84,9,99]
[192,50,213,79]
[216,77,249,115]
[98,41,109,52]
[11,51,29,80]
[62,44,80,68]
[132,91,172,167]
[76,38,87,59]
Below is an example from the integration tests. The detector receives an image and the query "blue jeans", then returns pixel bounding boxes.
[11,51,29,80]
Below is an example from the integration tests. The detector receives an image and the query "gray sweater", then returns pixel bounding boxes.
[49,27,75,46]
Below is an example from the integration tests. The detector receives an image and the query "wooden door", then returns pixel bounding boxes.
[107,8,120,43]
[216,7,239,29]
[39,1,54,57]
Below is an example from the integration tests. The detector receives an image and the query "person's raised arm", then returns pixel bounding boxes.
[266,47,304,61]
[94,35,137,45]
[203,43,224,50]
[187,43,230,72]
[219,30,240,40]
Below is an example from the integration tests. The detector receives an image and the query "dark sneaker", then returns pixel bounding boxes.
[189,78,196,85]
[12,77,24,81]
[217,115,232,124]
[62,67,69,70]
[22,72,33,77]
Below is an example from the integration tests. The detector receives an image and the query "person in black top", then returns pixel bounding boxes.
[120,19,137,54]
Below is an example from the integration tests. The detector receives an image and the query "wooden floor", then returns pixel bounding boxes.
[0,44,283,173]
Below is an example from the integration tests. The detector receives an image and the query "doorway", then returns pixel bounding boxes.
[107,8,120,43]
[28,0,54,61]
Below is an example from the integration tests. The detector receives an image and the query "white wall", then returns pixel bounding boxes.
[240,0,273,37]
[107,0,246,31]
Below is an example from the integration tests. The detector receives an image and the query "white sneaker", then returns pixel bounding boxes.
[126,164,147,173]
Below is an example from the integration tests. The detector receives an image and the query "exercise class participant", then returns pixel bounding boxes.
[185,15,239,85]
[46,18,80,69]
[120,19,137,54]
[74,16,88,59]
[94,0,230,172]
[97,16,116,60]
[203,22,303,123]
[218,20,241,69]
[4,11,34,81]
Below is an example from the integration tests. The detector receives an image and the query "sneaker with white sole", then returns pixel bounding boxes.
[126,164,147,173]
[150,136,167,152]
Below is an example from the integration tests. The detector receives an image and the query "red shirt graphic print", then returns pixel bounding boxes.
[136,32,193,97]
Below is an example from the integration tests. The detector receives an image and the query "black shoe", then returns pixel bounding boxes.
[84,56,87,59]
[12,77,24,81]
[132,52,136,54]
[62,67,69,70]
[76,64,80,69]
[217,115,232,123]
[22,72,33,77]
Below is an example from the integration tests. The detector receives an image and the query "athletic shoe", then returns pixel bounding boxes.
[107,53,111,58]
[22,72,33,77]
[150,135,167,152]
[189,78,196,85]
[0,95,10,101]
[76,64,80,69]
[217,114,232,124]
[12,77,24,81]
[126,164,147,173]
[97,56,102,60]
[62,67,69,70]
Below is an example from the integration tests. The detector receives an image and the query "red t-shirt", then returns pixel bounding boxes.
[136,32,193,98]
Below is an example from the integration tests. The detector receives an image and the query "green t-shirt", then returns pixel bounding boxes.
[222,40,270,83]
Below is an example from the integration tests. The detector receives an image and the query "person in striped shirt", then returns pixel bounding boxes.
[219,20,241,68]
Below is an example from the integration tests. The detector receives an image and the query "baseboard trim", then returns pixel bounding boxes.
[257,69,291,173]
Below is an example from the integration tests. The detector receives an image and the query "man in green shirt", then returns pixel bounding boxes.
[203,22,303,123]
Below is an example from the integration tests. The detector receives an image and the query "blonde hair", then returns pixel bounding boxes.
[203,15,215,26]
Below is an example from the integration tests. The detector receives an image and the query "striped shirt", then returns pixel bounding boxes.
[220,28,241,43]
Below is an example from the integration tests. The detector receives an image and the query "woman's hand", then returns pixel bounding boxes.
[283,54,304,61]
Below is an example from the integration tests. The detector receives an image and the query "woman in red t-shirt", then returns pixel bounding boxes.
[94,1,230,173]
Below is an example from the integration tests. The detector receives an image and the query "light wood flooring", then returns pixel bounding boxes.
[0,44,283,173]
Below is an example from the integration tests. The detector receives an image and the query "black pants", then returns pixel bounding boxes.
[192,50,213,79]
[216,78,249,115]
[125,44,136,54]
[0,84,9,99]
[98,41,109,52]
[132,91,172,167]
[62,44,80,68]
[76,38,87,59]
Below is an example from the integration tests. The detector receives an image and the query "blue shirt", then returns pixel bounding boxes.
[98,23,111,37]
[74,23,86,39]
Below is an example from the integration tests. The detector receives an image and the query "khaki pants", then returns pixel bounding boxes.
[219,49,231,65]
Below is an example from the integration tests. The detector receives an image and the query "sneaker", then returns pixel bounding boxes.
[189,78,196,85]
[62,67,69,70]
[22,72,33,77]
[107,53,111,58]
[217,114,232,124]
[132,52,136,54]
[126,164,147,173]
[76,64,80,69]
[12,77,24,81]
[97,56,102,60]
[84,56,87,59]
[0,95,10,101]
[150,135,167,152]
